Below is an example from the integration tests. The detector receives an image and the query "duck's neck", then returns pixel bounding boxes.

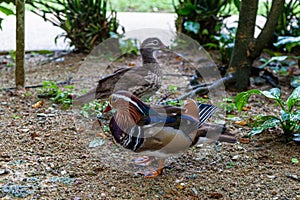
[140,48,157,64]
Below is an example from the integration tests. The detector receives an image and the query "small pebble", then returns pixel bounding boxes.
[232,155,239,160]
[191,187,198,196]
[37,113,47,118]
[20,128,30,133]
[100,193,106,197]
[61,170,67,175]
[267,175,276,179]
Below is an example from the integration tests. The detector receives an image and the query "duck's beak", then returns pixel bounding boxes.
[161,43,169,50]
[103,104,112,112]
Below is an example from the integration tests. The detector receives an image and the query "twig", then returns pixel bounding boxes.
[1,76,73,92]
[163,73,193,77]
[163,74,235,103]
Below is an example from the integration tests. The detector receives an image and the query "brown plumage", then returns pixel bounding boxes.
[73,37,167,105]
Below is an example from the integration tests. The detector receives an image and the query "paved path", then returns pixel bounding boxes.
[0,11,265,52]
[0,11,176,52]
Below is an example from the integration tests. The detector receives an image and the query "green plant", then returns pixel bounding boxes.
[29,0,121,53]
[110,33,139,56]
[258,55,297,76]
[262,0,300,37]
[80,101,108,119]
[204,26,236,64]
[111,0,174,12]
[235,87,300,141]
[173,0,233,44]
[217,97,236,114]
[38,81,73,109]
[0,1,14,30]
[274,36,300,53]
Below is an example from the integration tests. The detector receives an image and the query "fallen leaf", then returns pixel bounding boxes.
[177,183,185,189]
[128,62,135,66]
[238,138,250,144]
[208,192,223,199]
[242,106,250,111]
[32,100,44,108]
[235,120,247,126]
[175,56,182,61]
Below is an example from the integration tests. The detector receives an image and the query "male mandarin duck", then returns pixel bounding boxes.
[74,37,167,105]
[106,90,236,178]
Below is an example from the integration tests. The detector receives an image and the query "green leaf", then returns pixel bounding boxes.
[258,56,288,69]
[274,36,300,48]
[0,5,15,16]
[249,117,281,136]
[183,21,200,34]
[261,88,281,100]
[291,76,300,88]
[290,110,300,122]
[261,117,281,129]
[291,158,299,164]
[249,127,265,136]
[235,89,260,112]
[233,0,240,11]
[253,115,281,127]
[286,86,300,112]
[280,110,290,121]
[178,3,196,15]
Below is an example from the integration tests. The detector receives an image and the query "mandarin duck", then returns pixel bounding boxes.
[74,37,167,105]
[106,90,236,178]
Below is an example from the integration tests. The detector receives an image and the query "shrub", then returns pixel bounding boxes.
[29,0,121,53]
[173,0,233,45]
[236,87,300,141]
[262,0,300,37]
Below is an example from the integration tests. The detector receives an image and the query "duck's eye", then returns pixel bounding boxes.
[152,40,159,45]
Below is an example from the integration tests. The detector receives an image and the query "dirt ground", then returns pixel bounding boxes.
[0,50,299,199]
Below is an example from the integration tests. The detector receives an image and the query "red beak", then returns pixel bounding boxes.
[103,104,112,112]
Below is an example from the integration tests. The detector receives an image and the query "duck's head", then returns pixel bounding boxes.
[140,37,168,51]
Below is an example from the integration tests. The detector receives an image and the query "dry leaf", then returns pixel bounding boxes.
[238,138,250,144]
[177,183,185,189]
[235,120,247,126]
[242,106,250,111]
[175,56,182,61]
[208,192,223,199]
[128,62,135,67]
[32,100,44,108]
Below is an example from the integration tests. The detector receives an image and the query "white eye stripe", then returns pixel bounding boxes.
[111,94,145,114]
[152,40,159,45]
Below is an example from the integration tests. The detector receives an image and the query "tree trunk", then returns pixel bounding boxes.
[250,0,285,59]
[228,0,258,90]
[15,0,25,88]
[228,0,284,91]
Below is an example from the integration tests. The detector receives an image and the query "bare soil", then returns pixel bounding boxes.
[0,51,299,199]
